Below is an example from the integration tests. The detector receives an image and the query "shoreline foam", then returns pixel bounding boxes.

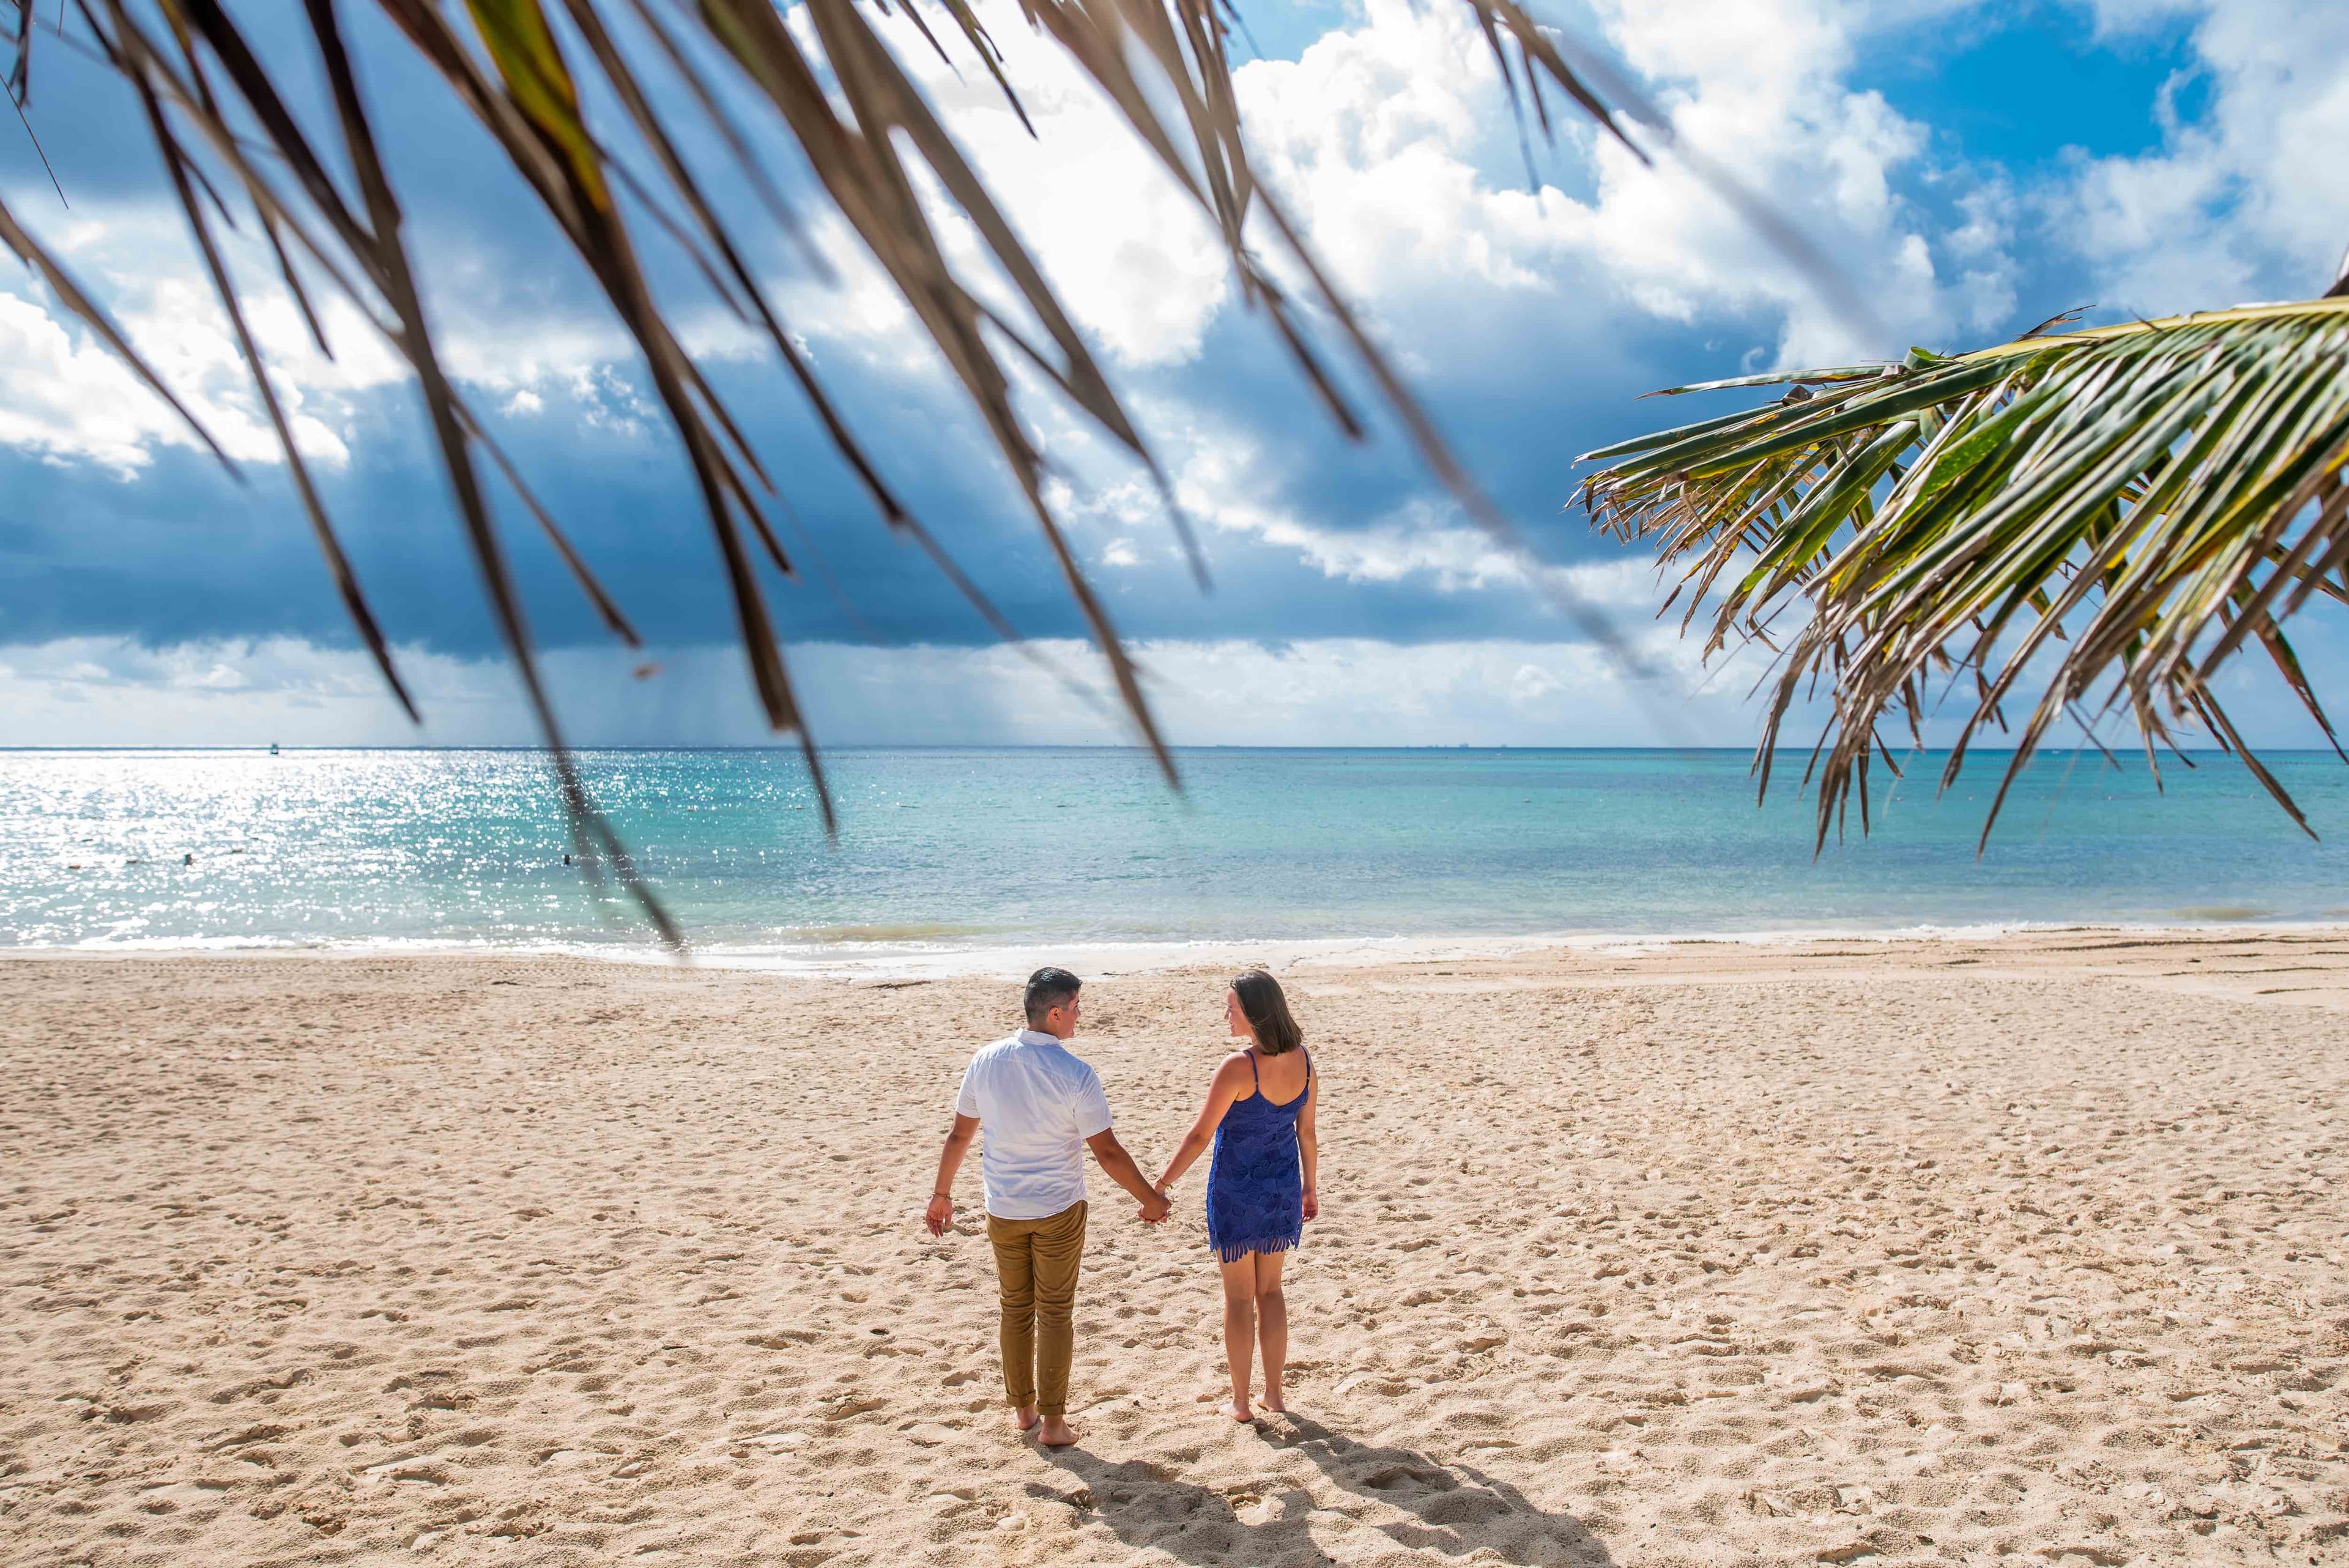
[8,915,2349,980]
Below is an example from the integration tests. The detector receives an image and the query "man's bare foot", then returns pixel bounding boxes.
[1012,1405,1039,1432]
[1260,1393,1288,1413]
[1223,1400,1254,1423]
[1036,1415,1078,1447]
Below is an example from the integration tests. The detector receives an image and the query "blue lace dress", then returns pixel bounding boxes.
[1204,1051,1311,1263]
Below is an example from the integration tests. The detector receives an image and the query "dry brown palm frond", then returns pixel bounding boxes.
[6,0,1836,942]
[1578,293,2349,851]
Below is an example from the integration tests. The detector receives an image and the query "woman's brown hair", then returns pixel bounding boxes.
[1231,969,1303,1056]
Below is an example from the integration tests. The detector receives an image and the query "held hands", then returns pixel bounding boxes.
[1138,1185,1171,1225]
[924,1192,953,1237]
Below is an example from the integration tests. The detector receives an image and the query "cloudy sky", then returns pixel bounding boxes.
[3,0,2346,748]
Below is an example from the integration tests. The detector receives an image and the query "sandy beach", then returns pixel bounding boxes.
[4,931,2347,1566]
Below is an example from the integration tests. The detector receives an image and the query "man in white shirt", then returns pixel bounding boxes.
[925,967,1168,1447]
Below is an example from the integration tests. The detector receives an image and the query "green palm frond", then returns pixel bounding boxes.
[1577,294,2349,849]
[5,0,1684,943]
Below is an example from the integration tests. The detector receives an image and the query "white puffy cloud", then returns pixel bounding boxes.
[2058,0,2349,309]
[0,207,404,472]
[0,290,216,473]
[822,6,1232,370]
[818,0,2012,391]
[0,200,692,473]
[1230,0,2016,366]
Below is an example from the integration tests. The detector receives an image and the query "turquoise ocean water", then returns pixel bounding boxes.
[7,747,2349,958]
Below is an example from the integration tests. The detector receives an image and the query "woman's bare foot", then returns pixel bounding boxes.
[1260,1392,1288,1414]
[1011,1405,1040,1432]
[1036,1415,1078,1447]
[1222,1400,1255,1423]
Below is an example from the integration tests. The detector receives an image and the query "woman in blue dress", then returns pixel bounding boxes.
[1153,970,1318,1422]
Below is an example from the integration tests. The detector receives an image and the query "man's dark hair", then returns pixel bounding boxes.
[1024,967,1082,1026]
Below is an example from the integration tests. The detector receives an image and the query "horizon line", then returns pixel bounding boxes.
[0,742,2331,756]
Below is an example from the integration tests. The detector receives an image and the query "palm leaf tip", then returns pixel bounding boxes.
[1580,297,2349,846]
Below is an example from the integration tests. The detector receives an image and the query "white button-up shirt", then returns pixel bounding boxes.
[955,1029,1114,1220]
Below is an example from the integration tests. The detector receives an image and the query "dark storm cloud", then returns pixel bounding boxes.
[7,329,1654,659]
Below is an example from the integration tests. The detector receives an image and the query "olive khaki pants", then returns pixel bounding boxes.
[985,1200,1087,1416]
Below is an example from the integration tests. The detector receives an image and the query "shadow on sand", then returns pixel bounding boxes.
[1041,1413,1614,1565]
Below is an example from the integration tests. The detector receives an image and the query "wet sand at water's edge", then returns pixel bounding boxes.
[4,931,2347,1564]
